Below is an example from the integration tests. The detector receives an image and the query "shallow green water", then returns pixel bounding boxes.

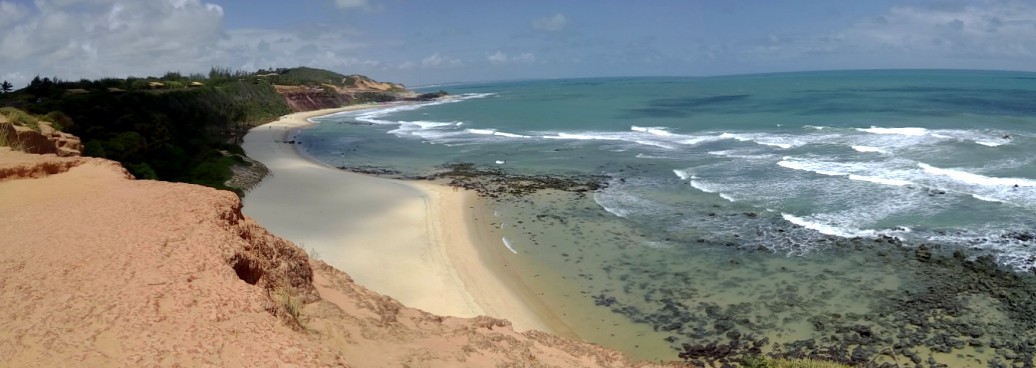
[302,70,1036,365]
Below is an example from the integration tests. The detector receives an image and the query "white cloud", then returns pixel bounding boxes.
[532,13,567,31]
[334,0,367,10]
[0,1,397,87]
[842,2,1036,58]
[218,28,374,72]
[421,52,462,68]
[0,0,225,84]
[487,51,535,65]
[744,1,1036,67]
[0,1,29,29]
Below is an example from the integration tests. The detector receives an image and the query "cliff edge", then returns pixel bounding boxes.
[0,148,676,367]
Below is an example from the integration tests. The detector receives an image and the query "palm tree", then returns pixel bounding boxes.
[0,80,12,93]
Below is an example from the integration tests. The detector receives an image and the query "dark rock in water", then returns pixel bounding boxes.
[430,162,608,198]
[592,294,618,307]
[1002,231,1036,242]
[850,346,872,364]
[916,244,933,262]
[714,319,734,332]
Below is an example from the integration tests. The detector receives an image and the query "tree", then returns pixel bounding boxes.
[1,80,12,93]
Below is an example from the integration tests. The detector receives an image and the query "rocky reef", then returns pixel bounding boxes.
[336,162,609,198]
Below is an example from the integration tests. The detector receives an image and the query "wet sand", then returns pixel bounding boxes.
[240,106,554,333]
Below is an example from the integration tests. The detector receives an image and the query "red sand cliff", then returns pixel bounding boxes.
[0,148,681,367]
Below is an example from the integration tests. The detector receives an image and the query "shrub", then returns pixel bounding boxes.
[45,111,74,131]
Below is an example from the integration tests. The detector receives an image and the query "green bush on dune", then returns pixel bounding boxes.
[0,66,408,195]
[0,68,297,195]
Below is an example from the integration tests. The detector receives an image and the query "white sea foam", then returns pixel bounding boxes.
[918,163,1036,187]
[719,132,752,142]
[718,132,800,149]
[781,213,876,238]
[975,140,1006,147]
[857,126,928,136]
[352,93,494,126]
[542,132,622,141]
[757,141,793,149]
[501,237,518,254]
[592,191,631,218]
[631,125,674,136]
[673,169,693,181]
[681,136,725,145]
[493,131,531,138]
[468,128,495,135]
[851,145,888,154]
[689,180,737,202]
[689,180,717,193]
[388,120,463,137]
[777,159,916,188]
[414,121,457,129]
[632,139,677,149]
[971,194,1009,204]
[847,175,913,187]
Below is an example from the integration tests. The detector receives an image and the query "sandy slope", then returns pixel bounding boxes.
[0,147,677,367]
[241,106,554,333]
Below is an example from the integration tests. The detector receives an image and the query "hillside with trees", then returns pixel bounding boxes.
[0,67,419,195]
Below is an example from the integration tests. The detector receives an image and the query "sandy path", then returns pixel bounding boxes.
[240,106,552,333]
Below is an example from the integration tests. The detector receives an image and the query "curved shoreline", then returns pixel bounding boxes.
[240,105,563,334]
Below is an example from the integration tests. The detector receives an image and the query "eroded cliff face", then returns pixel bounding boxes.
[0,117,82,157]
[275,84,354,112]
[274,75,413,112]
[0,148,679,368]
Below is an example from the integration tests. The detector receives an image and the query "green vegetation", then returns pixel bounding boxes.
[0,127,24,151]
[0,107,41,131]
[741,357,854,368]
[1,80,12,93]
[0,67,411,195]
[259,66,348,85]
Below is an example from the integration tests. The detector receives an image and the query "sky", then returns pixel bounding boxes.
[2,0,1036,88]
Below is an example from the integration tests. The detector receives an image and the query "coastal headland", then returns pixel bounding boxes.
[0,143,673,367]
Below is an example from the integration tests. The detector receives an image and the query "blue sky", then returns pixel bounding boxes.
[2,0,1036,87]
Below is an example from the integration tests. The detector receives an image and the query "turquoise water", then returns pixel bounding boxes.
[301,70,1036,365]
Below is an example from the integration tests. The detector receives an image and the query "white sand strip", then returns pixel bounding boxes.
[240,106,552,332]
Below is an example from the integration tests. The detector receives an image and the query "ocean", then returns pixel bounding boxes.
[301,70,1036,366]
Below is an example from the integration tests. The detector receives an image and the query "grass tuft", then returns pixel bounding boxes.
[0,107,40,131]
[273,284,304,330]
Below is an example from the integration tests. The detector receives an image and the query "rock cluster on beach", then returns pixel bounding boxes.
[586,232,1036,368]
[0,148,682,368]
[338,161,609,198]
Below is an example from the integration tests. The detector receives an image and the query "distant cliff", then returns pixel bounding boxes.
[265,69,415,112]
[0,147,678,368]
[0,67,431,195]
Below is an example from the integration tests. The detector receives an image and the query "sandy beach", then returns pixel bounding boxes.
[240,105,554,333]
